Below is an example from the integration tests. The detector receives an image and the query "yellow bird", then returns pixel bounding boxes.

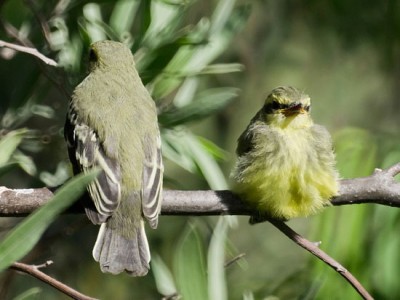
[231,86,339,220]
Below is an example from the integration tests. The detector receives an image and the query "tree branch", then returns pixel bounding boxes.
[2,164,397,299]
[10,261,97,300]
[1,163,399,217]
[268,220,373,300]
[333,165,400,207]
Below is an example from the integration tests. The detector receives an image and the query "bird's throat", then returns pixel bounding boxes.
[267,113,313,130]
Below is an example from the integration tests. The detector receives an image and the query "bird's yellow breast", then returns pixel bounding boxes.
[232,126,338,220]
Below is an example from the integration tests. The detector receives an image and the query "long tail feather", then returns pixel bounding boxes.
[92,221,150,276]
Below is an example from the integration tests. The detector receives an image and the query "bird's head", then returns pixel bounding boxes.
[262,86,313,129]
[88,40,135,71]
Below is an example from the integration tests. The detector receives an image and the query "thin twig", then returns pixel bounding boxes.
[0,40,57,66]
[385,163,400,176]
[0,20,70,98]
[224,253,246,268]
[268,220,374,300]
[10,261,98,300]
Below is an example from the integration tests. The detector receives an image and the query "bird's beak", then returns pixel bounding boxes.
[282,103,306,117]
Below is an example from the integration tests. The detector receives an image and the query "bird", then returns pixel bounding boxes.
[64,40,163,276]
[231,86,339,220]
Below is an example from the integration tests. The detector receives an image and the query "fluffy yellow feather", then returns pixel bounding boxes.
[231,86,339,220]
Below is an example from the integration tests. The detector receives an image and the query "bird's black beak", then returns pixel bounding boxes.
[282,103,306,117]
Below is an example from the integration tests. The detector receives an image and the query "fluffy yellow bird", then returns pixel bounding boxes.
[231,86,339,220]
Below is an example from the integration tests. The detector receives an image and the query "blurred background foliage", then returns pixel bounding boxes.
[0,0,399,299]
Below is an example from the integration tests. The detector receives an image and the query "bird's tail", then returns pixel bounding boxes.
[92,220,150,276]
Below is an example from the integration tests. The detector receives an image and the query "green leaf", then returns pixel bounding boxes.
[30,104,55,119]
[180,4,251,75]
[142,0,184,46]
[138,40,187,85]
[13,150,37,176]
[158,0,192,5]
[152,254,178,297]
[197,136,228,161]
[0,170,99,272]
[0,129,27,166]
[39,161,70,187]
[200,63,244,75]
[174,223,208,300]
[150,19,209,99]
[173,77,199,107]
[109,0,140,35]
[132,0,151,49]
[184,133,228,190]
[82,3,107,42]
[151,4,250,99]
[161,129,197,173]
[159,87,239,127]
[13,287,42,300]
[210,0,236,35]
[161,130,228,189]
[208,218,229,300]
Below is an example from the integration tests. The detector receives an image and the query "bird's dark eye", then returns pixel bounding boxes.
[89,49,98,62]
[304,105,310,112]
[263,100,288,114]
[271,101,281,110]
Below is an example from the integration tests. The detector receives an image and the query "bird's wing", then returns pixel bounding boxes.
[65,107,122,224]
[237,115,267,157]
[236,111,265,156]
[236,126,255,156]
[141,132,163,229]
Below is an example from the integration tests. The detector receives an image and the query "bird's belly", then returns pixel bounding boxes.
[235,133,337,219]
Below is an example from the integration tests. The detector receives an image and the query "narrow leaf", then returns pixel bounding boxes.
[161,129,197,173]
[13,150,37,176]
[0,129,27,166]
[83,3,107,42]
[159,87,239,127]
[109,0,140,34]
[0,170,99,271]
[208,218,229,300]
[200,63,244,75]
[174,224,208,300]
[185,133,228,190]
[152,254,178,297]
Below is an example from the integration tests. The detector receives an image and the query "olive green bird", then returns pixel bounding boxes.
[231,86,339,220]
[64,40,163,276]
